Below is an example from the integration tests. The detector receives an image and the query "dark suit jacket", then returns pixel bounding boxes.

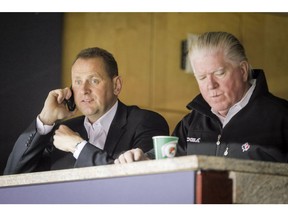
[4,101,169,174]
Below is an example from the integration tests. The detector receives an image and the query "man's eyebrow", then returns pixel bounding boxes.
[73,73,102,79]
[211,67,224,73]
[195,67,224,76]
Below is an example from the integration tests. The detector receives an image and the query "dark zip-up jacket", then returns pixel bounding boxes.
[172,69,288,163]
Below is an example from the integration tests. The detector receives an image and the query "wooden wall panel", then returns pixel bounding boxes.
[62,13,153,108]
[62,13,288,132]
[62,13,86,86]
[242,13,288,99]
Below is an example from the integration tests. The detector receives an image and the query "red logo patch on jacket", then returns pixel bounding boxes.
[241,143,250,152]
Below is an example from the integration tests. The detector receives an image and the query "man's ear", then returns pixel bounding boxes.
[240,61,249,82]
[113,76,122,95]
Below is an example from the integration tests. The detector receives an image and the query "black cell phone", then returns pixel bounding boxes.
[64,86,76,111]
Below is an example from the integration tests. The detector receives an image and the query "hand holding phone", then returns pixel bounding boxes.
[64,87,76,111]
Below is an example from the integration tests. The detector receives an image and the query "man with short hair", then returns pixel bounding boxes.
[4,47,169,174]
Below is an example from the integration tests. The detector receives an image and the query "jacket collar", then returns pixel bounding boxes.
[249,69,269,101]
[186,69,269,116]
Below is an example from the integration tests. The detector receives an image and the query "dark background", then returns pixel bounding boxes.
[0,13,63,175]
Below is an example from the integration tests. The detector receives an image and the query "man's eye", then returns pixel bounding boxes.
[214,70,225,77]
[197,76,206,81]
[91,79,100,84]
[75,80,82,85]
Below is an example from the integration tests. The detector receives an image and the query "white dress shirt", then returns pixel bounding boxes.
[74,101,118,158]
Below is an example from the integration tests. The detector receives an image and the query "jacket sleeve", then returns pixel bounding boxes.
[74,143,111,167]
[4,120,52,175]
[127,110,170,152]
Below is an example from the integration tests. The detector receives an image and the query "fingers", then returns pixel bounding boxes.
[133,148,144,161]
[114,159,120,164]
[114,148,145,164]
[53,125,83,153]
[55,125,78,137]
[50,87,71,104]
[55,124,69,134]
[40,87,75,125]
[117,150,134,164]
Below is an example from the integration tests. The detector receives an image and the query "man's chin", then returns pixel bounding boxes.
[79,107,97,116]
[212,107,229,116]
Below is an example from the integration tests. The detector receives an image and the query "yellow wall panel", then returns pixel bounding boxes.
[242,13,288,98]
[62,13,288,131]
[63,13,153,108]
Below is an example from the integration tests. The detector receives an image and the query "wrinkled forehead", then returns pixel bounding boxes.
[71,57,110,79]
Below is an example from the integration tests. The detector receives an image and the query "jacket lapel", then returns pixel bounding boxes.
[104,101,127,154]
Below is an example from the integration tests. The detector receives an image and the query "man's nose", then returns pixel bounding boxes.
[207,75,218,90]
[80,81,91,93]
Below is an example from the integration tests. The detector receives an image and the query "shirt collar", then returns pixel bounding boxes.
[212,79,256,126]
[84,100,118,134]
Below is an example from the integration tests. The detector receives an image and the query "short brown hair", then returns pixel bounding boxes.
[73,47,118,79]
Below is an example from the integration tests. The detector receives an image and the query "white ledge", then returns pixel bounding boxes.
[1,155,287,187]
